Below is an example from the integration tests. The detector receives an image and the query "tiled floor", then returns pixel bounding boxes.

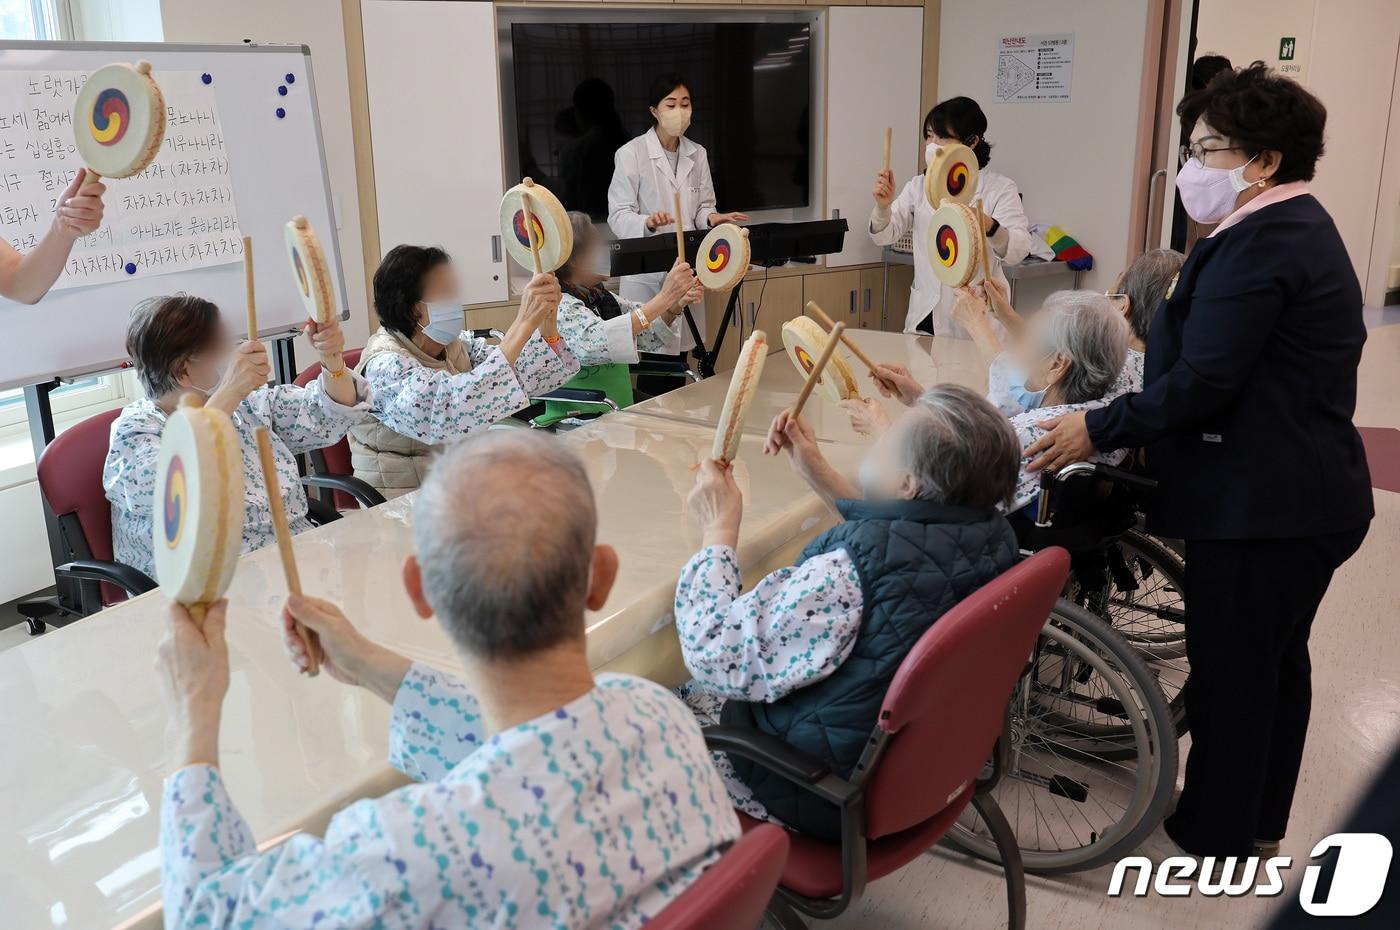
[817,324,1400,929]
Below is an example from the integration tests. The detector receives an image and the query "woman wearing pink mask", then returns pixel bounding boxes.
[870,96,1033,337]
[607,75,747,369]
[1027,65,1373,860]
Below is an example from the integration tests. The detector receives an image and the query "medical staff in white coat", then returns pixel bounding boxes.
[607,75,747,356]
[870,97,1033,337]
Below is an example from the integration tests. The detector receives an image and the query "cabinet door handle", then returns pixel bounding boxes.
[490,235,502,263]
[849,290,857,314]
[864,287,872,313]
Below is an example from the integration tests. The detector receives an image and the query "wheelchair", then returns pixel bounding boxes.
[944,462,1186,874]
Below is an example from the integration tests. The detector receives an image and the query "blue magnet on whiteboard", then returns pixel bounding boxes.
[285,73,295,84]
[124,262,137,275]
[201,73,212,85]
[278,85,288,96]
[275,107,286,119]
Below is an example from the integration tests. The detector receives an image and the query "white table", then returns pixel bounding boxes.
[0,328,984,930]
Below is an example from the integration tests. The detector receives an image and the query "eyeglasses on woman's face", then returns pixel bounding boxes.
[1179,140,1245,167]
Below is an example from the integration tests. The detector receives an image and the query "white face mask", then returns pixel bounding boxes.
[925,140,941,167]
[593,246,612,280]
[1176,153,1260,224]
[420,300,463,345]
[185,354,229,396]
[656,107,691,138]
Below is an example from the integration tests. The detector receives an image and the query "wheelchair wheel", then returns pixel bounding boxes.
[943,599,1179,874]
[1069,530,1188,737]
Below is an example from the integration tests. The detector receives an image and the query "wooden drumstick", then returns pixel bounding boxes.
[672,191,689,310]
[243,235,257,340]
[254,427,321,677]
[805,300,883,375]
[520,178,545,277]
[791,321,845,420]
[882,127,892,174]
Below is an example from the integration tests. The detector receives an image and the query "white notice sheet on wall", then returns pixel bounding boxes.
[995,33,1074,104]
[0,69,242,290]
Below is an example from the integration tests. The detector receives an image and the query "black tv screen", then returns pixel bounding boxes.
[508,19,813,222]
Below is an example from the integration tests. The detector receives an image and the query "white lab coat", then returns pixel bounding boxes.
[869,168,1033,337]
[608,127,717,353]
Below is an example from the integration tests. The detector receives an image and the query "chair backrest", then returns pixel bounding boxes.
[647,824,789,930]
[862,547,1070,840]
[295,348,362,508]
[35,408,125,605]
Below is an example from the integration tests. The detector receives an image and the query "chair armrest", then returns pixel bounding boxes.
[300,474,387,509]
[55,560,157,598]
[703,724,869,917]
[631,359,701,382]
[703,725,859,809]
[530,388,620,412]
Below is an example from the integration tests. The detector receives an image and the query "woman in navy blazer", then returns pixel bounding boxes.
[1028,66,1373,858]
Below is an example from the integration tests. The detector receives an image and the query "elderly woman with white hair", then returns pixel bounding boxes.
[1105,248,1185,393]
[681,385,1022,838]
[854,289,1134,512]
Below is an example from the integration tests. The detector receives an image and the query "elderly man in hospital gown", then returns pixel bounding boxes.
[157,430,739,929]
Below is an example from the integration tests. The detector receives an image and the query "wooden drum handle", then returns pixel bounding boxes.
[791,322,845,420]
[254,427,321,676]
[521,181,544,277]
[243,235,258,341]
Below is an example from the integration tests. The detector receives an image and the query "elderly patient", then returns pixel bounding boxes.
[852,290,1133,513]
[157,431,740,929]
[105,295,367,580]
[678,385,1021,838]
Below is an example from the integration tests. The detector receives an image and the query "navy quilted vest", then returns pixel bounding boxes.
[721,498,1018,839]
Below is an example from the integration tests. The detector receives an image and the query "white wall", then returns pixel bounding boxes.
[70,0,164,41]
[938,0,1152,295]
[159,0,370,349]
[1196,0,1400,304]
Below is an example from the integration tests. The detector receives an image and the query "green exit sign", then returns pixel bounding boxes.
[1279,36,1297,60]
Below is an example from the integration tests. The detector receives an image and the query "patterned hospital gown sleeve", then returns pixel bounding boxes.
[364,349,530,443]
[466,329,580,398]
[556,294,684,365]
[243,376,370,456]
[1009,402,1128,512]
[674,545,865,704]
[387,663,486,783]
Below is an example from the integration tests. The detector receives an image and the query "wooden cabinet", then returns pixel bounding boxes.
[711,273,805,373]
[802,269,862,331]
[880,264,914,332]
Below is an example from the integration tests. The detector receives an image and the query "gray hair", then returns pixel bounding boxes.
[908,384,1020,510]
[411,430,597,659]
[1117,249,1184,342]
[560,211,602,287]
[1033,290,1130,404]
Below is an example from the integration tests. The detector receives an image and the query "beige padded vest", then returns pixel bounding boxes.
[349,328,475,499]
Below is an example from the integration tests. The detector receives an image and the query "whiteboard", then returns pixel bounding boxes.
[0,41,348,392]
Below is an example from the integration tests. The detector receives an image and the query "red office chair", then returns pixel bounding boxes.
[649,824,790,930]
[704,547,1072,930]
[19,408,157,631]
[293,348,385,513]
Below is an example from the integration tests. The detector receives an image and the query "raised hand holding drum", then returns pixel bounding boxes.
[154,395,244,623]
[72,61,166,191]
[285,216,346,375]
[712,330,768,465]
[924,142,979,209]
[926,200,985,289]
[696,223,750,291]
[499,178,572,273]
[781,316,860,404]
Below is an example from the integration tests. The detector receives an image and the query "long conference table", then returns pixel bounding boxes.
[0,329,985,929]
